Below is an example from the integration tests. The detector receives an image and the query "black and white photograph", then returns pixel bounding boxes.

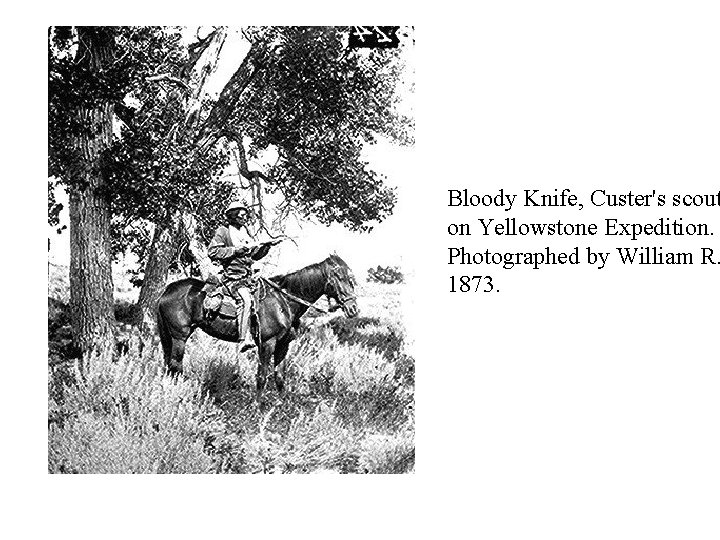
[23,4,719,538]
[48,26,415,474]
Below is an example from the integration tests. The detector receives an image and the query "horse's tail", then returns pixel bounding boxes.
[156,295,172,365]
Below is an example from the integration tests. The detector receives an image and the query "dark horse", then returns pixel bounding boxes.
[156,255,358,395]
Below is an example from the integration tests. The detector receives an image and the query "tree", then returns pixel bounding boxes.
[228,27,413,230]
[49,27,122,356]
[125,26,414,334]
[50,27,232,341]
[49,26,414,349]
[101,28,231,330]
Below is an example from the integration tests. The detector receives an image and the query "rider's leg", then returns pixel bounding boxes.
[236,287,255,350]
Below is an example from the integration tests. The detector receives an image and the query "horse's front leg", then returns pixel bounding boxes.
[256,337,277,398]
[273,335,293,395]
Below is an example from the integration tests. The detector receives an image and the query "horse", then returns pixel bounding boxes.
[156,254,359,395]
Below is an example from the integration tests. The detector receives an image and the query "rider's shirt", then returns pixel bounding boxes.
[208,225,255,285]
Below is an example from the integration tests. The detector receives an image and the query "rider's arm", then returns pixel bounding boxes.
[208,228,248,261]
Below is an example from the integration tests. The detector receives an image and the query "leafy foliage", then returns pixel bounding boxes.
[49,27,163,183]
[234,26,413,231]
[48,26,414,270]
[49,27,232,256]
[47,179,65,234]
[102,77,230,230]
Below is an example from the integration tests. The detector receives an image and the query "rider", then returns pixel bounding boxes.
[208,201,281,350]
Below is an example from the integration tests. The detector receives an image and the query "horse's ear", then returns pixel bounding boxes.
[328,253,351,272]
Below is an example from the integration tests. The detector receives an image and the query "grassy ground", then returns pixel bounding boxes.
[48,280,414,474]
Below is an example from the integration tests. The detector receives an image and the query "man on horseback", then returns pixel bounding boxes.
[207,201,281,350]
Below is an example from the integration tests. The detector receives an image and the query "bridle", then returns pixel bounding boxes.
[324,268,357,311]
[259,268,356,315]
[261,277,331,314]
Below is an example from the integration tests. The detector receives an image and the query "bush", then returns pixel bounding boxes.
[48,347,225,473]
[290,326,396,394]
[241,403,355,474]
[367,265,404,284]
[358,431,415,473]
[48,298,77,363]
[48,278,415,474]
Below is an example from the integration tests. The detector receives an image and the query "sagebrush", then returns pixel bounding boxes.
[48,282,414,473]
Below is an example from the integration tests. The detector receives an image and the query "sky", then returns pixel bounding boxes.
[47,27,415,282]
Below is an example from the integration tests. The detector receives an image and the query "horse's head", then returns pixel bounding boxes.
[324,255,359,318]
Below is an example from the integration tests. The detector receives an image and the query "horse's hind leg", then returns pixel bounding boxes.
[167,337,187,375]
[273,336,292,395]
[157,304,189,375]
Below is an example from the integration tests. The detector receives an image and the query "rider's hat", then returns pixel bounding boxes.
[225,200,249,214]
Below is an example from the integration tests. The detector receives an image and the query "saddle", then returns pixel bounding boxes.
[201,276,260,321]
[202,279,240,318]
[206,293,240,318]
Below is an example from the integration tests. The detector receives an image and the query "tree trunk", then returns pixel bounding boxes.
[184,28,227,129]
[182,213,217,280]
[133,217,179,334]
[196,41,264,152]
[132,210,218,340]
[68,28,116,357]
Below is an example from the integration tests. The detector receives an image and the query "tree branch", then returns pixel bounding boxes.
[233,137,271,183]
[181,28,224,79]
[195,40,265,152]
[180,212,217,280]
[146,73,191,92]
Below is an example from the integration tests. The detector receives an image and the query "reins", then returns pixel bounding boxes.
[260,277,331,314]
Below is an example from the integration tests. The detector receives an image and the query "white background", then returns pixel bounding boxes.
[7,2,720,539]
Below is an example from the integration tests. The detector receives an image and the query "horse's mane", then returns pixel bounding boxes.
[270,254,355,295]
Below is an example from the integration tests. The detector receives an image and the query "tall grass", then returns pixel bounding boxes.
[48,347,224,473]
[48,282,414,474]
